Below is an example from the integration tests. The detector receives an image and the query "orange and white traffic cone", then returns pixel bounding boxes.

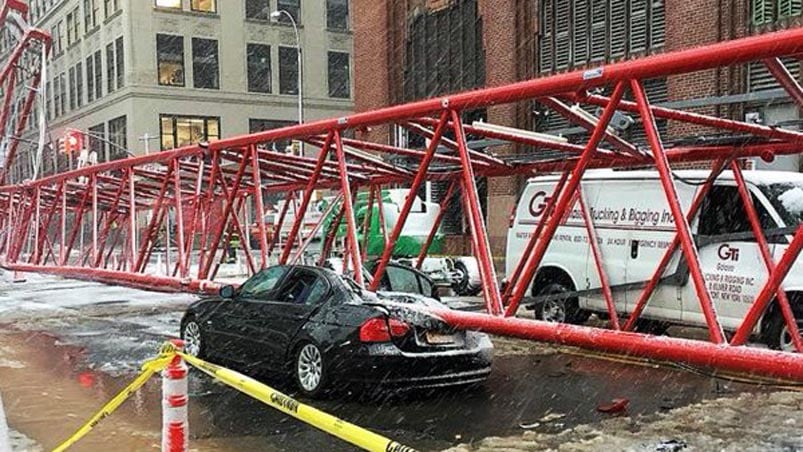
[162,340,188,452]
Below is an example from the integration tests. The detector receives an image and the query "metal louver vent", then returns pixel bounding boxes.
[539,0,554,73]
[590,0,607,61]
[630,0,648,53]
[748,58,802,92]
[610,0,627,58]
[554,0,571,70]
[650,0,665,48]
[752,0,774,24]
[573,0,589,64]
[779,0,803,18]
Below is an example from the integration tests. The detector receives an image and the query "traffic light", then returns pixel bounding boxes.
[62,130,83,154]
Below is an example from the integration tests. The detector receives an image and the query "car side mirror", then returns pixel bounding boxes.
[219,285,236,299]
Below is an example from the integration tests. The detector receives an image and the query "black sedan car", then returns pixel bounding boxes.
[180,265,493,397]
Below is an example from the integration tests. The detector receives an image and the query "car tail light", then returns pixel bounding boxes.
[359,317,411,343]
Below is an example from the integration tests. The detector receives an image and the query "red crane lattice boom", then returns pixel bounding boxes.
[2,26,803,380]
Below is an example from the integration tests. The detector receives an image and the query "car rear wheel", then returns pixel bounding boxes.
[181,318,205,358]
[295,342,327,398]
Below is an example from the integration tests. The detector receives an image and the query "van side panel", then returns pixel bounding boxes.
[625,179,696,321]
[506,180,589,295]
[577,180,632,313]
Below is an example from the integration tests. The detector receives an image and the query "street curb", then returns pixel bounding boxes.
[0,392,10,452]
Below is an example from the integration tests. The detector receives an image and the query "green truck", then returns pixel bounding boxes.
[321,188,481,296]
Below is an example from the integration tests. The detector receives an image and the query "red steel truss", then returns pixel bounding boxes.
[4,27,803,380]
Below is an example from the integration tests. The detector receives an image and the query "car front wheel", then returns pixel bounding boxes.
[295,342,328,398]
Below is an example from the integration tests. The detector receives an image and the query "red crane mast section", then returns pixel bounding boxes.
[3,26,803,380]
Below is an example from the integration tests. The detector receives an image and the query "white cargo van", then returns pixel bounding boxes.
[507,170,803,350]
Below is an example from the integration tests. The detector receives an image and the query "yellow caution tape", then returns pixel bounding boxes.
[52,350,175,452]
[178,351,418,452]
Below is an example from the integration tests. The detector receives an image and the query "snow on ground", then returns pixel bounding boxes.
[0,269,198,376]
[446,390,803,452]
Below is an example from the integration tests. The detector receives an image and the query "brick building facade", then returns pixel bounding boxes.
[354,0,802,265]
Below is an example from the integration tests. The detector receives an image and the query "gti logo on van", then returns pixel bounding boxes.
[717,244,740,262]
[529,191,551,217]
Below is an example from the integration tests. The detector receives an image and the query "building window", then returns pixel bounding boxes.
[277,0,300,23]
[327,51,350,98]
[279,46,298,95]
[160,115,220,150]
[105,0,119,17]
[192,37,219,89]
[157,34,185,86]
[86,55,95,103]
[53,21,63,54]
[106,42,116,93]
[45,81,52,121]
[191,0,216,13]
[52,79,60,118]
[59,73,66,116]
[538,0,665,74]
[84,0,98,32]
[108,115,127,159]
[76,62,83,108]
[66,8,80,46]
[245,0,269,20]
[115,37,124,88]
[247,43,271,93]
[326,0,349,30]
[94,50,103,99]
[155,0,181,8]
[68,66,76,110]
[250,118,294,152]
[88,123,106,161]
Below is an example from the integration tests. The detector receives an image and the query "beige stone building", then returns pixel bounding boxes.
[7,0,353,182]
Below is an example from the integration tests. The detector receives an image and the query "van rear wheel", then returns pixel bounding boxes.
[534,281,589,325]
[764,305,803,352]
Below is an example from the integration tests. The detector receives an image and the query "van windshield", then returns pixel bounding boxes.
[761,182,803,227]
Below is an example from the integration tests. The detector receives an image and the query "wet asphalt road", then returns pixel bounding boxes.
[0,273,762,451]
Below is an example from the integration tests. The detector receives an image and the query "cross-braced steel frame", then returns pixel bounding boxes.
[4,27,803,380]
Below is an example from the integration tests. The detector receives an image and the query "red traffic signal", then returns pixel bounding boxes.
[62,130,84,154]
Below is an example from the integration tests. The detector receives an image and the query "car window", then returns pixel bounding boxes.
[277,269,329,305]
[418,275,433,297]
[698,186,777,241]
[238,266,288,299]
[386,265,421,294]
